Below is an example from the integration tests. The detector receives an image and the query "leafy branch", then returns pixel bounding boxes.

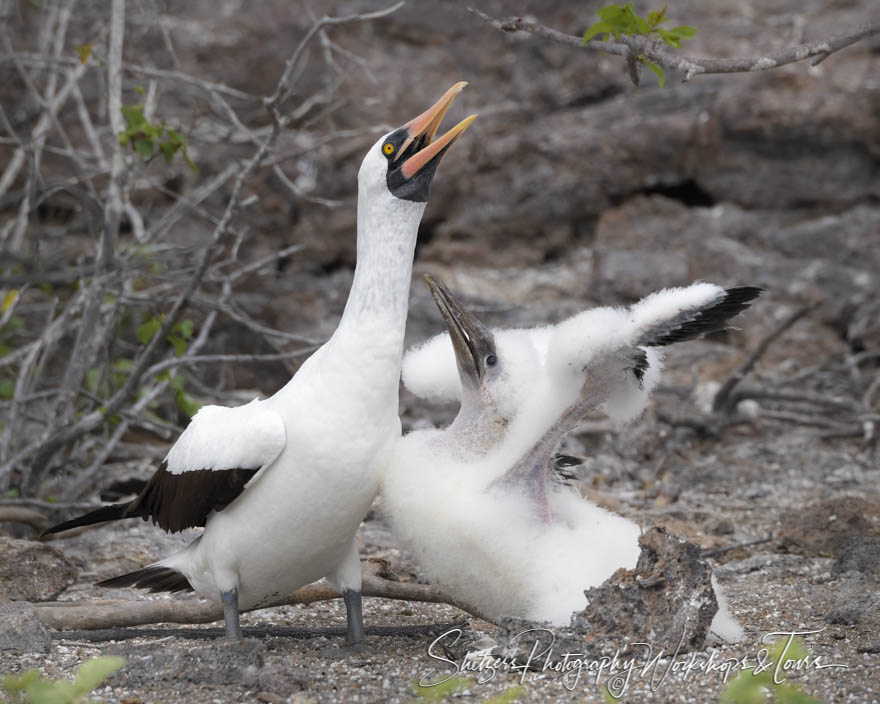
[118,103,197,172]
[470,7,880,85]
[583,3,696,86]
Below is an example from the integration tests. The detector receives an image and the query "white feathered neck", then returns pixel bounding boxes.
[274,144,427,410]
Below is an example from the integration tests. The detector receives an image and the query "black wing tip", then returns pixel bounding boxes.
[40,503,130,537]
[97,565,193,594]
[723,286,764,305]
[644,284,763,347]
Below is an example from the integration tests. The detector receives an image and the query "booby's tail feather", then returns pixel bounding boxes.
[97,565,193,593]
[41,503,133,536]
[638,286,763,348]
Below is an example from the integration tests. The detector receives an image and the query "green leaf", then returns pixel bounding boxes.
[770,636,809,664]
[113,357,135,372]
[596,3,630,26]
[143,122,162,140]
[24,677,77,704]
[136,315,163,345]
[634,14,651,34]
[134,138,154,158]
[670,24,697,38]
[133,84,145,95]
[75,43,93,64]
[647,60,665,87]
[2,669,40,693]
[73,655,126,695]
[168,334,187,357]
[85,367,101,394]
[120,104,146,131]
[181,149,199,174]
[176,391,202,418]
[169,373,186,393]
[177,319,194,339]
[596,2,641,35]
[4,487,19,499]
[657,28,682,47]
[158,141,178,162]
[166,128,187,145]
[2,289,18,313]
[0,379,15,399]
[647,6,668,27]
[720,672,769,704]
[583,20,616,43]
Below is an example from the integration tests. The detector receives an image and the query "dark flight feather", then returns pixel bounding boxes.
[638,286,763,348]
[42,461,259,536]
[97,564,193,593]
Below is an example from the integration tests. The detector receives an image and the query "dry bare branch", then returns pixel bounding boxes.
[33,569,493,630]
[0,0,407,501]
[712,303,819,414]
[0,506,50,532]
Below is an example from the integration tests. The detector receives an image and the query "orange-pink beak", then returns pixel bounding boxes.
[397,82,477,180]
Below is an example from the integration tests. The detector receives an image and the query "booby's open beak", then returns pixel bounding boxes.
[398,82,477,180]
[386,83,476,202]
[424,274,495,389]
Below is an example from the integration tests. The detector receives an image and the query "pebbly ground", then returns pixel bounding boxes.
[2,391,879,703]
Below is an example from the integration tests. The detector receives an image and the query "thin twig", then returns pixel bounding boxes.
[713,304,819,414]
[0,50,88,201]
[265,1,405,110]
[2,53,263,102]
[701,536,773,558]
[144,349,315,379]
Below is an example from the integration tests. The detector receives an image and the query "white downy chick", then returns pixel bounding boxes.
[386,277,760,630]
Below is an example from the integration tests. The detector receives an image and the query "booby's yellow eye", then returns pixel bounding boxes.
[382,142,395,156]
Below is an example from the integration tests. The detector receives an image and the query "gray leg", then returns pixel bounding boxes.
[220,588,243,641]
[342,589,365,646]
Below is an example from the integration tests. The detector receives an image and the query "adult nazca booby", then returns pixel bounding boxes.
[43,84,477,643]
[383,276,760,627]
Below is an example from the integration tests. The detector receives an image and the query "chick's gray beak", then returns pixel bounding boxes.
[423,274,493,389]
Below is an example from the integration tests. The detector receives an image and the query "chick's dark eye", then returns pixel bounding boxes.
[486,354,498,367]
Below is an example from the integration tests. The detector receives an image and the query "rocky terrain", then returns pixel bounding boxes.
[1,0,879,702]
